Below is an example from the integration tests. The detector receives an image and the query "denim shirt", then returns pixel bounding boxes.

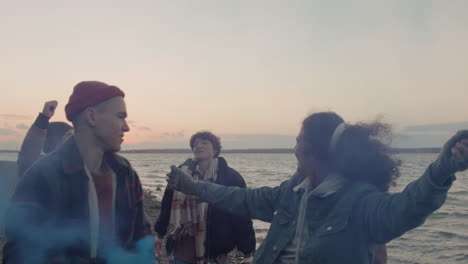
[195,164,455,264]
[276,173,346,263]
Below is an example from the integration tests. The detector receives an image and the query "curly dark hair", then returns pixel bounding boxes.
[301,112,400,192]
[189,131,222,157]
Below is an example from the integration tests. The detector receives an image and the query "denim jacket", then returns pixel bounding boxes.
[192,163,455,264]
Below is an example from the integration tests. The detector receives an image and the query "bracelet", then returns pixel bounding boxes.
[34,113,50,129]
[243,256,253,263]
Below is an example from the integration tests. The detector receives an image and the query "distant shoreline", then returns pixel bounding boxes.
[0,148,441,154]
[120,148,442,154]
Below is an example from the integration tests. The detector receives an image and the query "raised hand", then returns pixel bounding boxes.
[41,100,58,118]
[436,130,468,174]
[166,165,199,195]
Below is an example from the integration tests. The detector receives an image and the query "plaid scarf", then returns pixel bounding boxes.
[167,158,218,264]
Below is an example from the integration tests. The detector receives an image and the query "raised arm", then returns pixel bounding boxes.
[167,165,288,222]
[17,101,58,177]
[358,130,468,243]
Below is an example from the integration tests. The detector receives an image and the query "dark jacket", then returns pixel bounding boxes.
[154,157,256,258]
[17,113,48,178]
[3,137,152,264]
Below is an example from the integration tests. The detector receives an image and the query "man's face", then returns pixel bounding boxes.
[93,96,130,152]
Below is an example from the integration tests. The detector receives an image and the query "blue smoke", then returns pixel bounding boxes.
[104,236,155,264]
[0,161,18,228]
[4,203,154,263]
[1,161,155,263]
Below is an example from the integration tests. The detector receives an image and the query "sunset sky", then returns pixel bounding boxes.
[1,0,467,150]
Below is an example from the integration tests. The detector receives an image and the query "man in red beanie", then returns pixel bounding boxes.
[3,81,153,264]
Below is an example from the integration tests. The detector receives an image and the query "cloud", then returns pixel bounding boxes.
[0,140,20,150]
[0,114,31,121]
[123,133,296,150]
[0,123,26,150]
[221,134,296,149]
[0,128,17,136]
[16,123,29,130]
[392,121,468,148]
[393,133,451,148]
[136,126,152,132]
[122,140,188,150]
[159,130,185,139]
[126,120,152,132]
[401,121,468,134]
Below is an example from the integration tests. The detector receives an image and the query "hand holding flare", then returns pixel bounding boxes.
[167,165,200,195]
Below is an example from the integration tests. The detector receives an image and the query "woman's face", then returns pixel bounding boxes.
[294,128,305,170]
[192,137,216,161]
[295,127,317,177]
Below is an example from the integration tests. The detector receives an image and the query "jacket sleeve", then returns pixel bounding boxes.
[195,178,287,223]
[132,170,153,242]
[153,187,174,238]
[357,163,455,244]
[229,170,256,255]
[17,113,49,177]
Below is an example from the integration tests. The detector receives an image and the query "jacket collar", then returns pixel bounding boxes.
[293,172,346,198]
[217,156,229,174]
[60,136,85,174]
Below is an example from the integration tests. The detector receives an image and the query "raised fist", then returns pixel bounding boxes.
[41,100,58,118]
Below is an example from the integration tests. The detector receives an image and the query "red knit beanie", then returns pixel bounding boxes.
[65,81,125,121]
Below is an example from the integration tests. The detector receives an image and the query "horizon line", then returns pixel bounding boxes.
[0,147,442,154]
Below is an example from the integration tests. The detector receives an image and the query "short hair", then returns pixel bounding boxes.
[189,131,222,157]
[69,99,112,128]
[44,122,73,153]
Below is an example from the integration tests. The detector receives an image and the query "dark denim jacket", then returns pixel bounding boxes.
[193,164,455,264]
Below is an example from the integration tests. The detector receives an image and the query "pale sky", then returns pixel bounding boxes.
[1,0,467,150]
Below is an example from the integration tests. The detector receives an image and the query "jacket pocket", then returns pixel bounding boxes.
[317,216,349,236]
[275,210,293,225]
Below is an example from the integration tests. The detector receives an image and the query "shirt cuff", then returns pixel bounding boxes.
[428,162,456,188]
[33,113,50,129]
